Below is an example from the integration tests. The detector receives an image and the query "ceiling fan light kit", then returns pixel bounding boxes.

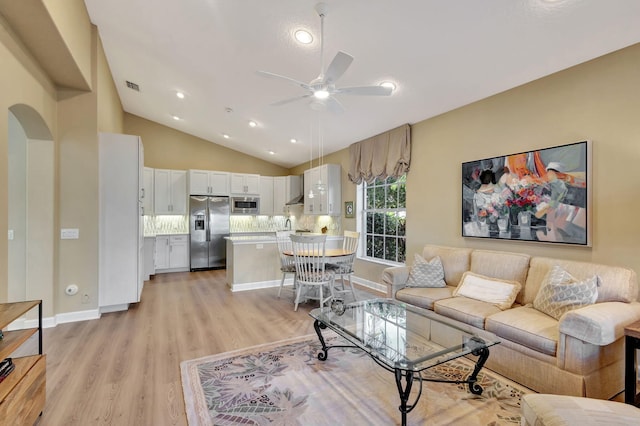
[257,2,393,113]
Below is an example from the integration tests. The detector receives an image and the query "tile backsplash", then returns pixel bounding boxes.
[145,213,341,235]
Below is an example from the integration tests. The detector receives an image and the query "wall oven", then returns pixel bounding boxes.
[230,196,260,214]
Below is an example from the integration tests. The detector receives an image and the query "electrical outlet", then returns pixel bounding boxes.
[61,228,80,239]
[81,293,90,304]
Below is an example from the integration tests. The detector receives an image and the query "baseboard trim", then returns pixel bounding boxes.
[351,276,386,294]
[55,309,101,324]
[230,279,282,292]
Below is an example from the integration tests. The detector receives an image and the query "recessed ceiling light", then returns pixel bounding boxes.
[176,91,185,99]
[290,138,297,144]
[294,30,313,44]
[380,81,396,91]
[268,150,275,155]
[172,115,181,121]
[248,120,257,128]
[223,133,230,139]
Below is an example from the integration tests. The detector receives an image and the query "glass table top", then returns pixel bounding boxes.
[310,298,500,372]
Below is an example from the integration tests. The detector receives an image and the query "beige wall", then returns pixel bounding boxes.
[124,114,289,176]
[405,43,640,272]
[97,35,124,133]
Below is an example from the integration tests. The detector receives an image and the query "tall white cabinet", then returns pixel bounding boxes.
[99,133,144,312]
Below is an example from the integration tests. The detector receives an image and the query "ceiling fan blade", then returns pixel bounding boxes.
[323,51,353,84]
[271,94,312,106]
[326,96,345,114]
[256,71,311,91]
[336,85,393,96]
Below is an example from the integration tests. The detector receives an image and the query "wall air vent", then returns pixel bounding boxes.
[125,80,140,91]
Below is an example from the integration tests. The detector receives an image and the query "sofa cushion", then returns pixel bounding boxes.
[522,394,640,426]
[533,265,598,320]
[396,286,455,310]
[453,271,521,310]
[422,245,472,287]
[434,297,502,329]
[486,306,558,356]
[406,254,446,288]
[524,257,638,305]
[469,249,530,305]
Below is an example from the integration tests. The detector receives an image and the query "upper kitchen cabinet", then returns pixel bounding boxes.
[304,164,341,215]
[142,167,154,215]
[230,173,260,195]
[274,175,301,215]
[188,169,230,196]
[154,169,187,214]
[259,176,274,215]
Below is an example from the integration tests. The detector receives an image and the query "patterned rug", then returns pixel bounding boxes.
[181,334,529,425]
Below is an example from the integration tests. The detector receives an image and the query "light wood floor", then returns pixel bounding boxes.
[35,270,381,425]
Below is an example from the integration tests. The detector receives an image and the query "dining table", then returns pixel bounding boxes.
[282,248,354,263]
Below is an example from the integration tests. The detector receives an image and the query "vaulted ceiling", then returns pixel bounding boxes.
[85,0,640,167]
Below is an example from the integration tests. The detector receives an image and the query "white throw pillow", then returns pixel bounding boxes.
[533,265,599,320]
[406,254,446,288]
[453,272,522,310]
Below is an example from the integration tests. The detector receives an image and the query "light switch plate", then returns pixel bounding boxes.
[61,228,80,239]
[7,230,13,240]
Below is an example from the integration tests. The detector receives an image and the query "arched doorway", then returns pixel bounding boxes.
[7,104,54,316]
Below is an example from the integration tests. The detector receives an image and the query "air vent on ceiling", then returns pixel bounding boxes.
[125,80,140,91]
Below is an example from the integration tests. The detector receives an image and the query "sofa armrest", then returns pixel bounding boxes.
[559,302,640,345]
[381,266,410,298]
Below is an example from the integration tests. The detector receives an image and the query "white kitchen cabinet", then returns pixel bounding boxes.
[304,164,341,215]
[168,235,189,268]
[189,169,230,195]
[142,167,154,215]
[154,169,187,214]
[155,235,189,272]
[98,133,144,312]
[155,236,170,269]
[273,175,301,215]
[231,173,260,195]
[259,176,274,215]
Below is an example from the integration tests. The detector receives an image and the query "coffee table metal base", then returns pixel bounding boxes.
[313,319,490,426]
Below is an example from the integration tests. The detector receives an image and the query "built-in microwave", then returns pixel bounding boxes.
[231,196,260,214]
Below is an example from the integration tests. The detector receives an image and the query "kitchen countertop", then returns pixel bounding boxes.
[144,232,189,237]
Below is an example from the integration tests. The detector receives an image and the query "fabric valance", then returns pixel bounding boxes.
[348,124,411,184]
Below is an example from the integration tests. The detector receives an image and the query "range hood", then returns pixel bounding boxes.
[285,174,305,205]
[286,193,304,205]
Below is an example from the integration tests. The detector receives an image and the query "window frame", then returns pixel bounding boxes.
[356,175,406,266]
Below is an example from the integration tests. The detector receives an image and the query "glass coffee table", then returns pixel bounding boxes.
[309,298,500,426]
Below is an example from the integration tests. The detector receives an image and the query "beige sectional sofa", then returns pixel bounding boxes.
[381,244,640,399]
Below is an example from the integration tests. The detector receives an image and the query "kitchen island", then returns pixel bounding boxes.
[225,234,341,292]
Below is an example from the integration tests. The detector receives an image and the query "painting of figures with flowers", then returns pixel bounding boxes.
[462,141,590,245]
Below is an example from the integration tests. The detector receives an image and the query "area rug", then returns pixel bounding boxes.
[181,334,529,425]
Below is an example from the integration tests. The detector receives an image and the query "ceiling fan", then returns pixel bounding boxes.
[257,2,392,114]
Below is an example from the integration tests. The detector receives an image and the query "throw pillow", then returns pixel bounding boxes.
[533,265,599,320]
[453,272,522,310]
[405,254,446,288]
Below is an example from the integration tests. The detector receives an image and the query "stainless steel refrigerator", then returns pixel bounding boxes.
[190,196,230,270]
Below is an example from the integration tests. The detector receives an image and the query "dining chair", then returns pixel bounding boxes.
[290,234,335,311]
[275,230,296,298]
[328,230,359,301]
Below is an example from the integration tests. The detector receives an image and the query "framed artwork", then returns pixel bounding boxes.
[461,141,591,246]
[344,201,355,218]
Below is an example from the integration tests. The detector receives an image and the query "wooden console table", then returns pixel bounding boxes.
[624,320,640,405]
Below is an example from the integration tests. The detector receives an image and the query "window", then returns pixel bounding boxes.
[360,175,406,263]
